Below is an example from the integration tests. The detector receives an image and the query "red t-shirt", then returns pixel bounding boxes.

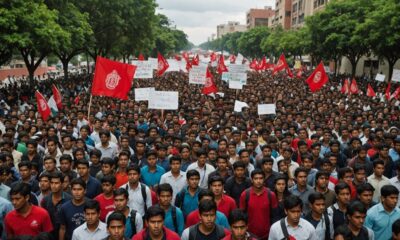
[239,187,278,239]
[94,193,115,222]
[115,171,128,189]
[217,194,237,218]
[5,205,53,237]
[132,227,180,240]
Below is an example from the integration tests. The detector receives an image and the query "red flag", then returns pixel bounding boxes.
[385,82,391,100]
[210,52,217,62]
[92,56,136,100]
[202,68,218,95]
[306,62,329,92]
[182,52,189,62]
[273,54,290,74]
[350,78,359,94]
[74,95,80,105]
[186,61,192,72]
[391,86,400,99]
[249,59,258,70]
[217,55,228,75]
[51,84,63,109]
[35,91,51,121]
[366,84,376,97]
[157,52,169,76]
[341,79,350,94]
[191,55,199,66]
[229,55,236,64]
[138,53,145,61]
[296,68,303,78]
[174,55,181,61]
[258,57,267,71]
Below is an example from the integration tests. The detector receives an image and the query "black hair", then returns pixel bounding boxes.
[372,159,385,168]
[101,157,115,166]
[208,175,224,187]
[75,160,90,168]
[38,172,51,181]
[338,167,353,180]
[157,183,173,195]
[198,199,217,214]
[114,188,129,199]
[43,156,56,164]
[49,171,64,183]
[353,164,366,173]
[10,182,31,197]
[198,189,214,201]
[70,178,87,190]
[101,175,116,185]
[186,169,200,179]
[145,205,165,221]
[356,183,375,195]
[169,156,182,164]
[90,149,102,158]
[283,195,303,210]
[118,151,131,159]
[251,168,265,179]
[107,212,126,227]
[315,171,330,183]
[261,157,274,165]
[308,192,325,204]
[18,161,32,169]
[232,161,246,170]
[393,219,400,235]
[381,185,399,198]
[346,201,367,216]
[60,154,73,163]
[334,225,352,240]
[294,167,308,178]
[127,164,141,174]
[84,199,100,213]
[334,182,350,195]
[228,209,248,225]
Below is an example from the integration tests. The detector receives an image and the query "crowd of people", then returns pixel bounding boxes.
[0,62,399,240]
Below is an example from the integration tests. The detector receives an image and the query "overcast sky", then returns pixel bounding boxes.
[157,0,276,46]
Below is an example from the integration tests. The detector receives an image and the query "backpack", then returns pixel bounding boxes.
[155,204,179,233]
[303,211,331,240]
[188,223,225,240]
[125,183,148,215]
[129,209,138,237]
[175,190,186,210]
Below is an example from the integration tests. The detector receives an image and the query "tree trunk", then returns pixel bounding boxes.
[21,49,46,86]
[388,59,395,82]
[61,59,69,81]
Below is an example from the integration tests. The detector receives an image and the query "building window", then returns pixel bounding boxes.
[255,18,269,26]
[292,17,297,25]
[293,3,297,12]
[285,11,291,17]
[299,0,303,10]
[298,14,304,23]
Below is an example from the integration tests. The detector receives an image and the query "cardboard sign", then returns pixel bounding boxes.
[391,69,400,82]
[148,91,179,110]
[375,74,385,82]
[234,100,249,112]
[133,61,153,79]
[229,81,243,89]
[147,57,158,69]
[189,65,207,84]
[166,59,181,72]
[258,104,276,115]
[134,87,155,101]
[236,53,244,64]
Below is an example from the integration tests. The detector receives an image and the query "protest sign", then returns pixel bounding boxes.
[229,81,243,89]
[391,69,400,82]
[147,57,158,69]
[189,65,207,84]
[133,61,153,79]
[148,91,179,110]
[234,100,249,112]
[258,104,276,115]
[375,74,385,82]
[134,87,155,101]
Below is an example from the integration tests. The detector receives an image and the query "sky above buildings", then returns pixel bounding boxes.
[157,0,276,46]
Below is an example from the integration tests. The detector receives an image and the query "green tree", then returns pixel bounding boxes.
[45,0,93,80]
[237,27,269,58]
[261,25,284,58]
[356,0,400,80]
[1,0,67,82]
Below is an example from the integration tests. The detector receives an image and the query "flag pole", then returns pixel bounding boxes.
[87,94,93,120]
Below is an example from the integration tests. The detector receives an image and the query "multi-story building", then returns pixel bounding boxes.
[291,0,313,28]
[217,21,247,38]
[246,7,275,29]
[272,0,292,29]
[313,0,330,13]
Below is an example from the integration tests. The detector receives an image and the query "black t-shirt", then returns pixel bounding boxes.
[224,176,252,206]
[193,226,219,240]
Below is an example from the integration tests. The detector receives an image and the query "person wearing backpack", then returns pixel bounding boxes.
[303,192,334,240]
[268,195,316,240]
[181,199,230,240]
[239,169,278,240]
[327,182,351,231]
[156,183,184,235]
[105,188,143,239]
[120,164,152,218]
[132,205,180,240]
[346,201,374,240]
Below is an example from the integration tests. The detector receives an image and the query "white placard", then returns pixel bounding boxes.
[375,74,385,82]
[134,87,155,101]
[229,81,243,89]
[148,91,179,110]
[258,104,276,115]
[234,100,249,112]
[228,64,247,84]
[236,53,244,64]
[391,69,400,82]
[216,92,225,97]
[147,58,158,69]
[132,61,153,79]
[189,65,207,84]
[166,59,181,72]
